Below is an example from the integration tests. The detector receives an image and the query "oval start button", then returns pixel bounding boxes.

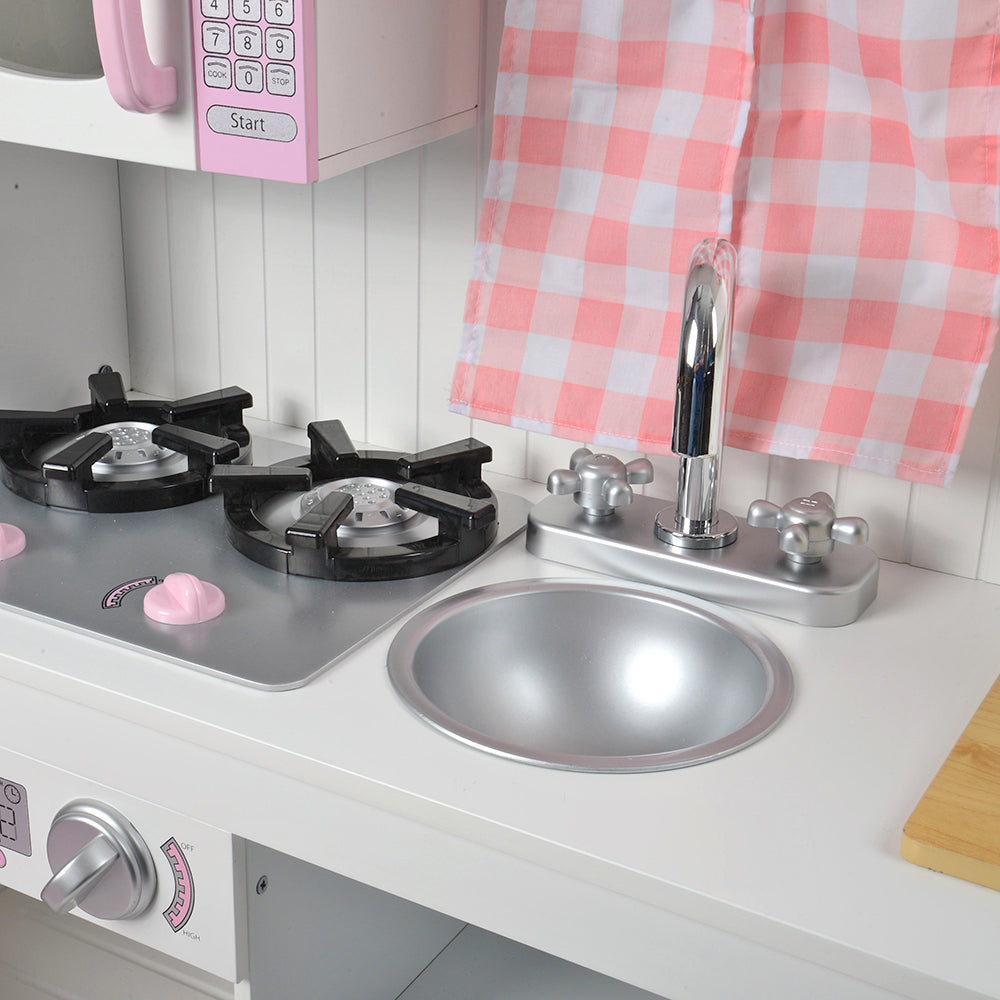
[206,105,297,143]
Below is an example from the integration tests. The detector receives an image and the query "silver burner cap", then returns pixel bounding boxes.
[257,476,438,547]
[313,478,418,532]
[91,422,186,478]
[31,421,188,482]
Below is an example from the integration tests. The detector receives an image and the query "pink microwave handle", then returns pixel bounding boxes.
[92,0,177,113]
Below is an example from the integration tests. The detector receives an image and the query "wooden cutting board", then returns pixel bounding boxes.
[902,673,1000,890]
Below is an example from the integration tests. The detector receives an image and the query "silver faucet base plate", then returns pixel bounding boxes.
[526,492,879,627]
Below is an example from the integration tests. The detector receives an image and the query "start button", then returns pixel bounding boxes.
[207,105,297,142]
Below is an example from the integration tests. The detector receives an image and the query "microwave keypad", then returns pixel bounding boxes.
[200,0,296,97]
[193,0,311,181]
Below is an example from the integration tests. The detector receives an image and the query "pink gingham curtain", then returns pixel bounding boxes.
[450,0,1000,487]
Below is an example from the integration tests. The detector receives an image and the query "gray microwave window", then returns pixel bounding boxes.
[0,0,104,79]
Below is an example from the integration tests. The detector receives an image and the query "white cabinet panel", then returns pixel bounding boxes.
[365,151,421,450]
[0,143,129,409]
[419,130,480,452]
[262,182,316,426]
[314,169,366,433]
[167,170,223,396]
[215,175,267,419]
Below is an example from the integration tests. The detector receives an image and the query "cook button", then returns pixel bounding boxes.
[203,56,232,89]
[207,105,298,142]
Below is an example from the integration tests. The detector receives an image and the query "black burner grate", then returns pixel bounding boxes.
[0,370,253,512]
[209,420,499,581]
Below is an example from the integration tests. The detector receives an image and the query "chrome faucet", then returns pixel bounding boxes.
[655,237,739,549]
[527,235,879,626]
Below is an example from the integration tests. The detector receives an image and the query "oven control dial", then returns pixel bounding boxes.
[41,800,157,921]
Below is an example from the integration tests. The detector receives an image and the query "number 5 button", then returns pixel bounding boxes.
[265,28,294,61]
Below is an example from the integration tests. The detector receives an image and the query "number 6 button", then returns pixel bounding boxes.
[265,0,293,25]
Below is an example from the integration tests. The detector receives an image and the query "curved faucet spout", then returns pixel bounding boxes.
[666,237,738,547]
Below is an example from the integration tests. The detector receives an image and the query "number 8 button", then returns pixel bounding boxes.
[234,25,263,57]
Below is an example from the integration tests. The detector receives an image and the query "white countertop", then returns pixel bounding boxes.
[2,457,999,999]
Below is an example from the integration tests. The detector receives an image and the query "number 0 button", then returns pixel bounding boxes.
[235,59,264,93]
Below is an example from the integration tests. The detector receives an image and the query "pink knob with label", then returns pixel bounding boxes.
[0,523,26,561]
[143,573,225,625]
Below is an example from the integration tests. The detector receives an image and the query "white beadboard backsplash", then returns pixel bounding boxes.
[117,133,1000,585]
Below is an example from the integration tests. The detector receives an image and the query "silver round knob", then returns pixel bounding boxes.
[42,800,157,920]
[747,492,869,565]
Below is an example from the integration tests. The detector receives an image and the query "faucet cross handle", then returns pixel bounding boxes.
[547,448,654,517]
[747,492,870,565]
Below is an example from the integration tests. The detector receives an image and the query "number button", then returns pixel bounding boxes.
[234,0,262,21]
[235,59,264,93]
[201,0,230,16]
[201,20,232,55]
[265,27,294,61]
[264,0,294,26]
[234,25,263,58]
[266,63,295,96]
[203,56,233,89]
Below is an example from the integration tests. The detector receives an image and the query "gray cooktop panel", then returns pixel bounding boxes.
[0,460,529,690]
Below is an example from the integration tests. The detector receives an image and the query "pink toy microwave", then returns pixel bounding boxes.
[0,0,481,183]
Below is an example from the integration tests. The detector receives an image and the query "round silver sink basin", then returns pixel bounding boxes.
[387,580,793,772]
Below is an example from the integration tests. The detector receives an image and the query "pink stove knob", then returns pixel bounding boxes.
[0,523,26,561]
[143,572,225,625]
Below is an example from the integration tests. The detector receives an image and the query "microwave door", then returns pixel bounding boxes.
[0,0,197,170]
[0,0,104,78]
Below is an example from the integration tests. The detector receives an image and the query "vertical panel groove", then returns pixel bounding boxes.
[163,170,179,396]
[415,147,424,449]
[311,183,319,422]
[260,187,271,418]
[211,173,223,385]
[362,165,370,443]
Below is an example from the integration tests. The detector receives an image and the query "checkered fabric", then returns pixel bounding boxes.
[450,0,1000,487]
